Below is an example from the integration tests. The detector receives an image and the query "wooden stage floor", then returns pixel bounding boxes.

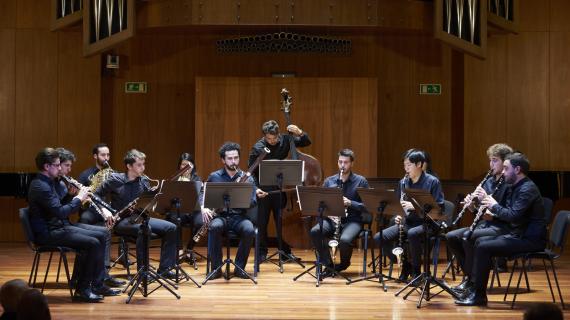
[0,243,568,319]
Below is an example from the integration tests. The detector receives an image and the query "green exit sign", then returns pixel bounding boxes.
[419,84,442,95]
[125,82,147,93]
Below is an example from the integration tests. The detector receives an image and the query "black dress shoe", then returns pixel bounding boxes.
[398,263,412,282]
[73,288,104,303]
[282,253,302,263]
[334,263,350,273]
[158,270,176,280]
[452,278,472,292]
[104,276,126,287]
[233,269,251,279]
[93,285,122,296]
[454,290,488,306]
[208,270,223,280]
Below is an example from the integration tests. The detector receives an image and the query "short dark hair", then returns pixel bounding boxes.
[403,148,426,165]
[0,279,28,313]
[338,149,355,161]
[262,120,279,135]
[124,149,146,166]
[486,143,513,161]
[506,152,530,175]
[218,142,241,159]
[35,148,59,171]
[92,143,109,155]
[523,302,563,320]
[56,147,76,163]
[178,152,196,175]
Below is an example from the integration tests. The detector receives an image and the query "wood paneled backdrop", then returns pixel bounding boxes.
[195,77,378,179]
[2,0,570,242]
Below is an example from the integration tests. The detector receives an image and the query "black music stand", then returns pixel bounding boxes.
[155,180,201,288]
[347,188,403,290]
[124,190,181,304]
[259,159,306,272]
[394,188,459,308]
[201,182,257,285]
[293,186,349,286]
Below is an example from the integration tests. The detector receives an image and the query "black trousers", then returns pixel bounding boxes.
[207,214,255,270]
[310,218,362,268]
[113,217,177,272]
[79,208,104,225]
[373,221,426,272]
[471,234,545,294]
[36,225,106,290]
[165,210,204,250]
[257,192,292,255]
[446,222,509,278]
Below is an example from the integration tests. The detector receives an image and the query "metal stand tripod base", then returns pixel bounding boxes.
[263,249,305,273]
[395,272,460,308]
[347,271,393,291]
[202,258,257,285]
[293,262,351,287]
[179,249,207,270]
[124,266,180,304]
[162,264,201,288]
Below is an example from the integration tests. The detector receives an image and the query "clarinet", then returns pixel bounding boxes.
[452,169,494,226]
[462,175,505,241]
[392,174,409,265]
[61,175,116,215]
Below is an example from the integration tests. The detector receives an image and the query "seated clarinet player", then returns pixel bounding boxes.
[455,152,546,306]
[446,143,512,295]
[55,147,124,289]
[95,149,178,279]
[309,149,370,277]
[373,149,445,284]
[201,142,256,279]
[27,148,114,302]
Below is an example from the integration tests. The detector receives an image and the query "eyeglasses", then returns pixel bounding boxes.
[50,162,61,167]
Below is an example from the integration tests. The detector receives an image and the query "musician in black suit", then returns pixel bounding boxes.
[455,152,546,306]
[77,143,111,225]
[309,149,370,275]
[27,148,112,302]
[95,149,178,278]
[248,120,310,262]
[446,143,512,294]
[201,142,256,279]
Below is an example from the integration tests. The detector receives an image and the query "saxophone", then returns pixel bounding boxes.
[328,168,346,261]
[193,148,270,243]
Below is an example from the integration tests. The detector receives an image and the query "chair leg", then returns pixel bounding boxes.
[32,253,41,287]
[542,259,556,303]
[42,252,54,293]
[61,253,74,298]
[523,262,531,292]
[511,259,527,309]
[503,259,518,302]
[549,259,565,309]
[56,253,63,284]
[29,252,39,286]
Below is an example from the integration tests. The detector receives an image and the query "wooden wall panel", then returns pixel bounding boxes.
[518,0,549,32]
[0,30,16,172]
[0,0,16,29]
[409,35,452,179]
[549,32,570,170]
[195,77,377,180]
[14,30,59,171]
[377,35,414,178]
[550,0,570,31]
[16,0,50,29]
[506,32,549,170]
[463,36,508,179]
[57,31,101,172]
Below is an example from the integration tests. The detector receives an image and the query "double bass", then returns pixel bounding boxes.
[280,88,323,186]
[279,88,324,248]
